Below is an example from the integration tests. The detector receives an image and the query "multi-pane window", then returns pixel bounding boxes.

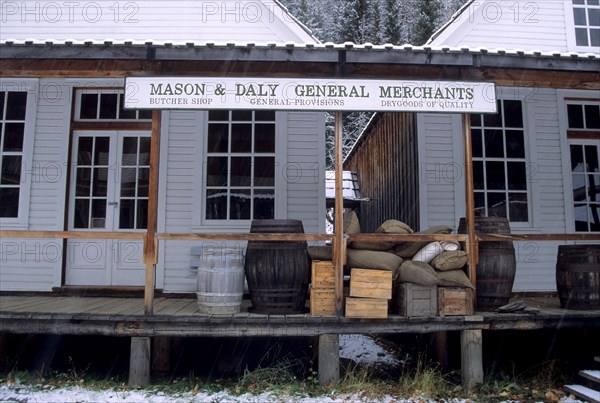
[570,143,600,232]
[73,135,110,229]
[572,0,600,47]
[567,101,600,232]
[205,110,276,221]
[0,91,27,218]
[470,100,529,222]
[119,136,150,229]
[567,102,600,130]
[76,90,152,121]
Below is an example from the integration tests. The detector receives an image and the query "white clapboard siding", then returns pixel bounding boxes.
[430,0,569,52]
[29,78,70,231]
[0,0,315,44]
[417,113,460,230]
[286,112,325,235]
[1,78,70,291]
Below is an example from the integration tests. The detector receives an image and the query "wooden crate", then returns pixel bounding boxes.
[349,268,393,300]
[312,260,335,289]
[310,289,336,316]
[438,287,474,317]
[345,297,388,319]
[395,283,437,317]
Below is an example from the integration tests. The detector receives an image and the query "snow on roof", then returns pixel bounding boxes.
[2,40,599,61]
[325,171,369,203]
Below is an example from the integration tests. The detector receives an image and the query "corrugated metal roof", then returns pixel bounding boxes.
[2,40,599,62]
[325,171,369,203]
[0,39,598,59]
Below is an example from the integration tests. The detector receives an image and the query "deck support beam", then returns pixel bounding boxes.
[460,329,483,391]
[318,334,340,385]
[152,336,172,376]
[129,336,151,387]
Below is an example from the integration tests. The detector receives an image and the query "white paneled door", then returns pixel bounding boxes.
[66,131,150,286]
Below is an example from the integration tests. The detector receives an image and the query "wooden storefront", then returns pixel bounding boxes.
[1,42,600,389]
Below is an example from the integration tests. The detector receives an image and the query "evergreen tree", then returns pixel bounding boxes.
[383,0,402,44]
[411,0,443,45]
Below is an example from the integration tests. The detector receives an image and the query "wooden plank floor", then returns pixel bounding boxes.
[1,295,599,337]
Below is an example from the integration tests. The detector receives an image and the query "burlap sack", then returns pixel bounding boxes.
[375,219,413,234]
[350,239,395,251]
[430,251,468,271]
[346,249,403,276]
[437,269,474,289]
[394,225,454,258]
[308,245,333,261]
[397,260,440,285]
[343,211,361,234]
[351,219,413,251]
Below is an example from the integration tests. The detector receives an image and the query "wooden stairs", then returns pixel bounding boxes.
[564,357,600,403]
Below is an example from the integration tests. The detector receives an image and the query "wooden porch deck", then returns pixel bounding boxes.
[1,295,599,337]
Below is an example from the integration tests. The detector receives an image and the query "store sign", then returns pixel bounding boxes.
[125,77,497,113]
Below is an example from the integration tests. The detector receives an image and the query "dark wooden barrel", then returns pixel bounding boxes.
[556,244,600,310]
[459,217,516,311]
[244,219,310,314]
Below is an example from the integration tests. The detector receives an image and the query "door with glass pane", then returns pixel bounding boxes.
[66,131,149,286]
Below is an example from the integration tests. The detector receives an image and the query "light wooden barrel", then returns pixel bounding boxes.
[556,244,600,310]
[244,219,310,314]
[197,247,245,315]
[459,217,516,311]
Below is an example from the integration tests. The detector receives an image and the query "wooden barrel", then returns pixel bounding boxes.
[244,219,310,314]
[197,247,245,315]
[459,217,516,311]
[556,244,600,310]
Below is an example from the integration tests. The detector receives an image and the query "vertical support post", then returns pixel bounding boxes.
[151,336,171,376]
[144,110,161,315]
[462,114,478,303]
[460,329,483,391]
[318,334,340,385]
[333,111,345,316]
[129,337,151,387]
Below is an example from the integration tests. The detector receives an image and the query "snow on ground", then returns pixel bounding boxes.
[339,334,400,367]
[0,385,465,403]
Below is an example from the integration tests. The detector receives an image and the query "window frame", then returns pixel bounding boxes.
[568,139,600,233]
[564,0,600,53]
[202,110,277,224]
[469,97,533,226]
[558,91,600,233]
[0,79,38,229]
[196,111,287,227]
[74,88,152,122]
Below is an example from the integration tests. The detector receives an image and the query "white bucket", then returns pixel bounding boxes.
[196,247,245,315]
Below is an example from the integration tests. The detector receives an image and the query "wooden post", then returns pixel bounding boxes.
[129,337,151,387]
[462,114,478,304]
[151,336,171,376]
[333,111,345,316]
[318,334,340,385]
[460,329,483,391]
[144,110,161,315]
[432,331,449,372]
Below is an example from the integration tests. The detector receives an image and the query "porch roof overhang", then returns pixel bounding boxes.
[1,41,599,89]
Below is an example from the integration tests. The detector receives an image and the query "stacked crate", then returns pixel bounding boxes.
[310,261,336,316]
[437,287,474,316]
[345,268,392,318]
